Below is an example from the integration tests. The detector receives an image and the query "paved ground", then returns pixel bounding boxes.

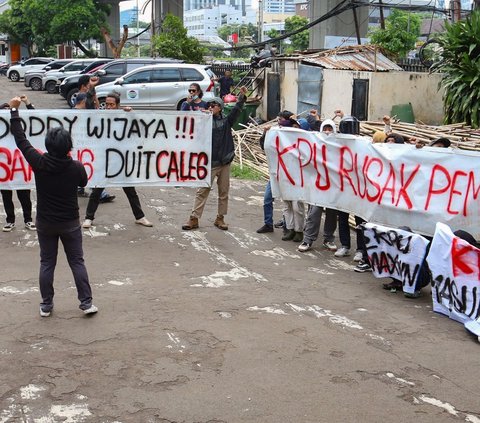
[0,77,479,423]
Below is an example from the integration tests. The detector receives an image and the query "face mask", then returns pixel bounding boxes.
[191,95,199,101]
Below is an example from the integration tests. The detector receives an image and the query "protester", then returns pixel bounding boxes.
[8,96,97,317]
[298,119,339,252]
[82,92,153,229]
[1,96,36,232]
[75,91,115,203]
[182,87,248,231]
[218,70,235,99]
[181,83,208,111]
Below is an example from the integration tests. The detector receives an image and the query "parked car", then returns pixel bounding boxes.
[7,57,54,81]
[0,61,19,76]
[24,59,73,90]
[95,63,219,110]
[59,57,182,107]
[41,58,112,94]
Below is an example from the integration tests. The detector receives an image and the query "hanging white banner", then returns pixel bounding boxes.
[264,128,480,238]
[0,109,212,189]
[363,222,430,295]
[427,222,480,336]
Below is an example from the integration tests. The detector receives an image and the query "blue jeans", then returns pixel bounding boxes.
[263,180,274,226]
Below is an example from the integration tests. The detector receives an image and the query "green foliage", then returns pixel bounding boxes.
[284,15,309,52]
[369,9,421,58]
[231,164,263,180]
[152,14,206,63]
[0,0,110,56]
[432,10,480,127]
[0,0,37,54]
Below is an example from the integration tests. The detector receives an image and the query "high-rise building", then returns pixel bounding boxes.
[263,0,295,13]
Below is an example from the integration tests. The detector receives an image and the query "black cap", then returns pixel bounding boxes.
[430,137,451,148]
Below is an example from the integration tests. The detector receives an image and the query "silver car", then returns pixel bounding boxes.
[94,63,219,110]
[24,59,73,90]
[41,59,101,93]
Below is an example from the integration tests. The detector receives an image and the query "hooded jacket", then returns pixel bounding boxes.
[319,119,337,134]
[10,110,87,224]
[211,93,246,167]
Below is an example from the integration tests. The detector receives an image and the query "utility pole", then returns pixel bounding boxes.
[257,0,263,43]
[136,0,140,57]
[378,0,385,30]
[151,0,156,57]
[452,0,462,22]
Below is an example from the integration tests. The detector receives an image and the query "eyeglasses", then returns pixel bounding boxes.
[188,89,197,93]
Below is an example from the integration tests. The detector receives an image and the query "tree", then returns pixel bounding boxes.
[432,10,480,127]
[284,15,309,52]
[0,0,113,57]
[0,0,41,55]
[152,14,206,63]
[369,9,421,58]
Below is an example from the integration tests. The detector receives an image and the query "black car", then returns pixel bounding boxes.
[59,57,182,107]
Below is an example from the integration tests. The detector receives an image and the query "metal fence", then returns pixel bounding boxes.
[397,58,430,73]
[209,63,252,76]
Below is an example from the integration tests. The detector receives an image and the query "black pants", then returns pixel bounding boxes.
[1,190,32,223]
[37,225,92,311]
[85,187,144,221]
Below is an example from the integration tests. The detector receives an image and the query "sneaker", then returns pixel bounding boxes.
[39,307,51,317]
[2,223,15,232]
[382,280,402,292]
[25,222,36,231]
[77,188,90,198]
[404,291,421,299]
[82,219,93,229]
[354,260,372,273]
[135,217,153,227]
[353,251,363,262]
[274,219,284,228]
[99,194,116,204]
[256,224,274,233]
[297,241,312,252]
[322,241,337,251]
[334,247,350,257]
[83,304,98,315]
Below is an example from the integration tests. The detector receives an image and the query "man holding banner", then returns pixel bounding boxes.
[82,92,153,229]
[182,86,248,231]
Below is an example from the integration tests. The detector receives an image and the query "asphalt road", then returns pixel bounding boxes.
[0,75,479,423]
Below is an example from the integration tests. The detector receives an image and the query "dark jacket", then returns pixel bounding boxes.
[211,93,246,167]
[10,110,87,224]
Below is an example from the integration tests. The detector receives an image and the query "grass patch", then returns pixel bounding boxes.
[231,163,263,180]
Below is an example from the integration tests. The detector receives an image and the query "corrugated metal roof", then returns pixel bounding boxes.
[300,46,403,72]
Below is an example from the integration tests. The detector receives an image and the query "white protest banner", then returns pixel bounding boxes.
[264,128,480,238]
[363,223,429,295]
[0,109,212,189]
[427,222,480,335]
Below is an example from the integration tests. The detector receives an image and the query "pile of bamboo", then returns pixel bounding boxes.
[232,118,480,179]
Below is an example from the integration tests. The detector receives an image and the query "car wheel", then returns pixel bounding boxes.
[45,80,57,94]
[177,99,187,110]
[98,98,106,110]
[30,78,42,91]
[67,88,79,108]
[9,71,20,82]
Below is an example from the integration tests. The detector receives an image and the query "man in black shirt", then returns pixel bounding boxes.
[9,96,97,317]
